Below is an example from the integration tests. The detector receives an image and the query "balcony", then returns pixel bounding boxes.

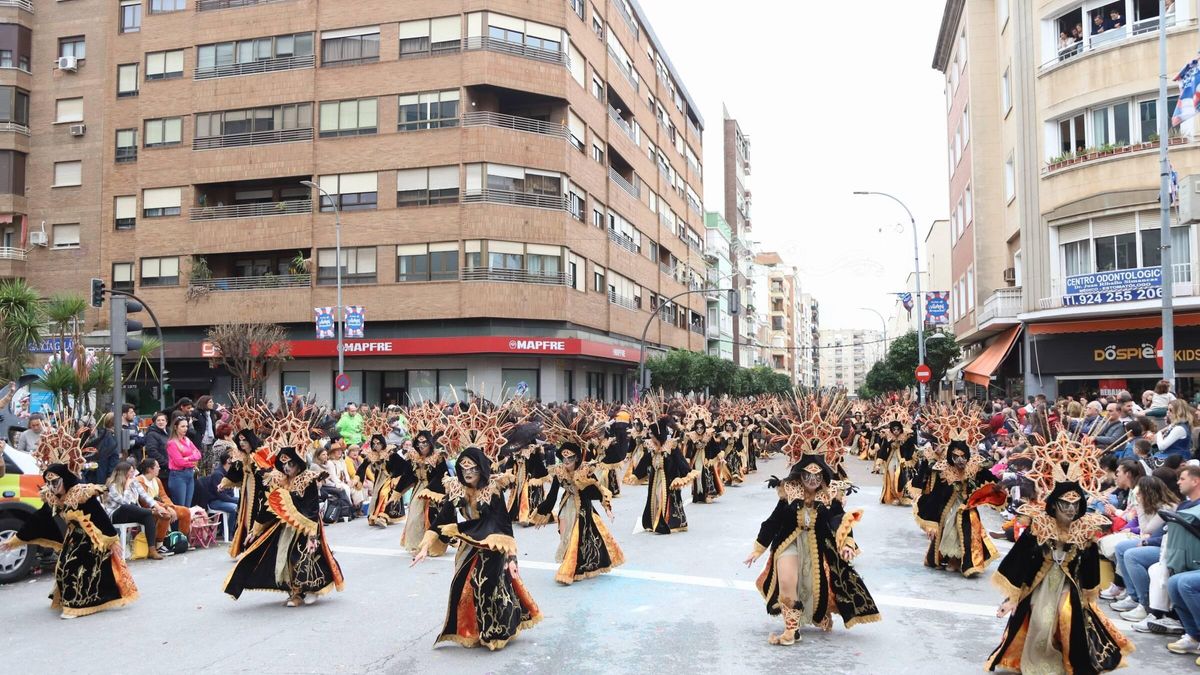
[0,246,26,261]
[1044,134,1187,175]
[194,54,315,81]
[193,127,313,151]
[0,0,33,11]
[609,291,639,311]
[607,46,640,92]
[607,228,640,255]
[977,287,1023,325]
[0,122,29,136]
[612,0,639,38]
[190,199,311,221]
[1045,12,1177,69]
[1037,263,1195,310]
[609,167,640,198]
[464,36,567,66]
[608,106,637,144]
[191,273,310,292]
[461,267,570,286]
[461,111,568,139]
[462,189,567,211]
[195,0,288,11]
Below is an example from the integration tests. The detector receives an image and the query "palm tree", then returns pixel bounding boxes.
[0,279,45,382]
[127,336,162,383]
[43,293,88,360]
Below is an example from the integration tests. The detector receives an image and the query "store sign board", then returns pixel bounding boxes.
[1032,326,1200,375]
[281,336,641,363]
[1063,267,1162,306]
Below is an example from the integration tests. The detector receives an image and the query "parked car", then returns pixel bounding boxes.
[0,445,49,584]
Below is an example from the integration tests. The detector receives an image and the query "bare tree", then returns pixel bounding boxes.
[205,322,292,398]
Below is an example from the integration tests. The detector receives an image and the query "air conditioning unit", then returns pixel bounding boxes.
[29,231,47,247]
[68,124,86,137]
[56,56,79,72]
[1003,267,1016,283]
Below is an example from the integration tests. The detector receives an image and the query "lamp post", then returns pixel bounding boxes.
[301,180,344,392]
[854,190,925,405]
[924,332,949,402]
[858,306,888,352]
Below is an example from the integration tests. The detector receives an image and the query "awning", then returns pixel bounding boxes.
[964,325,1022,386]
[1028,312,1200,335]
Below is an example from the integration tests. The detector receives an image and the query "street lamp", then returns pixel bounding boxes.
[854,190,925,405]
[301,180,344,391]
[858,306,888,352]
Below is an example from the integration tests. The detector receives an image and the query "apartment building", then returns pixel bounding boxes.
[818,328,884,395]
[934,0,1200,401]
[4,0,712,405]
[721,105,751,366]
[752,251,801,383]
[703,211,733,361]
[797,292,819,388]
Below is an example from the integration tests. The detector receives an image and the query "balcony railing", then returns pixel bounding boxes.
[0,246,26,261]
[1037,263,1195,310]
[607,46,640,92]
[196,0,287,11]
[609,168,640,198]
[608,107,637,143]
[0,121,30,135]
[464,36,567,65]
[977,287,1023,325]
[460,267,570,286]
[190,198,312,221]
[689,323,705,335]
[609,291,639,311]
[659,261,676,277]
[611,0,639,38]
[607,228,640,255]
[462,189,568,211]
[686,196,701,215]
[191,273,311,292]
[194,54,315,80]
[0,0,33,11]
[193,127,313,150]
[1045,12,1177,69]
[461,111,569,139]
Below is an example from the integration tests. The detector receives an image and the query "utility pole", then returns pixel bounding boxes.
[1157,0,1176,382]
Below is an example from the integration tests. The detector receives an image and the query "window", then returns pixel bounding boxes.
[966,266,975,310]
[591,75,604,100]
[1004,155,1015,202]
[0,25,30,71]
[592,205,604,227]
[397,243,458,282]
[0,150,25,195]
[502,369,539,400]
[146,50,184,80]
[961,106,970,146]
[318,172,377,211]
[1095,233,1137,271]
[120,1,142,33]
[593,265,605,292]
[140,257,180,286]
[321,27,380,66]
[398,17,461,58]
[317,247,376,285]
[112,262,134,291]
[964,184,973,224]
[52,224,80,249]
[1001,67,1012,114]
[319,98,377,137]
[1092,102,1131,146]
[396,166,459,206]
[115,129,138,162]
[194,103,313,142]
[1138,95,1180,143]
[150,0,185,12]
[1057,112,1086,155]
[398,90,459,131]
[570,0,584,19]
[196,33,315,77]
[1063,239,1092,276]
[53,161,81,187]
[0,86,28,126]
[114,196,136,230]
[59,36,85,59]
[592,142,604,163]
[1142,226,1192,268]
[144,117,183,147]
[55,98,83,123]
[142,187,181,217]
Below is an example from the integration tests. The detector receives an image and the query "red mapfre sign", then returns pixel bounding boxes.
[282,336,640,363]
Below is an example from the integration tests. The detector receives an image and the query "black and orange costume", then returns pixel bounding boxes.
[720,420,747,486]
[10,462,138,618]
[987,432,1133,673]
[739,414,758,473]
[596,413,631,498]
[223,446,345,605]
[875,417,917,506]
[633,416,697,534]
[392,431,450,551]
[222,429,276,558]
[914,442,1005,577]
[685,418,724,504]
[363,434,406,526]
[622,418,649,486]
[417,447,541,650]
[499,422,550,527]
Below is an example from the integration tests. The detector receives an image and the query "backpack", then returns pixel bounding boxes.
[164,530,189,555]
[322,499,343,524]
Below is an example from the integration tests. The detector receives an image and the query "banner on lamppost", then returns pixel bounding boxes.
[314,307,335,339]
[345,305,366,338]
[925,291,950,325]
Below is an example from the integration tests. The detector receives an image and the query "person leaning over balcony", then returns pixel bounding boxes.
[166,415,201,507]
[1092,13,1107,34]
[1106,9,1124,31]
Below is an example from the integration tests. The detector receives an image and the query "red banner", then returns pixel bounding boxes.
[281,336,640,363]
[1098,379,1128,397]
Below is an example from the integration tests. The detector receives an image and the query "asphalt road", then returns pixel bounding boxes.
[0,454,1184,674]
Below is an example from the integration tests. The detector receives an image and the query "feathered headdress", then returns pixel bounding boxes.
[926,404,986,448]
[442,401,523,460]
[538,407,609,461]
[33,419,87,476]
[765,394,849,473]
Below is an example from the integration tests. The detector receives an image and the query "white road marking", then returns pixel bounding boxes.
[333,544,999,618]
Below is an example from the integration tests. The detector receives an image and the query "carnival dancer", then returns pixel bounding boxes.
[533,439,625,584]
[223,428,277,557]
[740,414,759,473]
[363,434,406,526]
[743,453,881,645]
[691,417,726,504]
[394,430,451,550]
[633,416,698,534]
[721,418,747,486]
[412,446,542,649]
[596,410,631,498]
[877,419,917,506]
[4,447,138,618]
[499,422,549,527]
[914,440,1006,577]
[223,446,345,606]
[622,417,650,486]
[987,432,1133,673]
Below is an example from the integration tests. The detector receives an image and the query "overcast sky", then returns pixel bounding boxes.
[639,0,949,331]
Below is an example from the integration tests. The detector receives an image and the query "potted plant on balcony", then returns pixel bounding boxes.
[186,256,213,303]
[288,251,311,277]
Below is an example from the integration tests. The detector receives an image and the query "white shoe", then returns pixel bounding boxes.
[1132,617,1155,633]
[303,593,317,606]
[1167,634,1200,654]
[1099,583,1124,600]
[1119,605,1148,622]
[59,612,77,620]
[1147,617,1186,635]
[1110,598,1139,612]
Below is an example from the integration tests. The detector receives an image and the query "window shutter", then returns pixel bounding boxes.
[143,187,181,209]
[427,166,458,190]
[115,196,136,220]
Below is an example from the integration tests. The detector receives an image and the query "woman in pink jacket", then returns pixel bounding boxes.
[166,415,202,507]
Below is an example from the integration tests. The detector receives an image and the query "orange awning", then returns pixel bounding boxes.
[964,325,1022,386]
[1028,313,1200,335]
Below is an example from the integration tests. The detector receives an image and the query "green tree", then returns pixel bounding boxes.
[0,279,45,382]
[858,330,962,398]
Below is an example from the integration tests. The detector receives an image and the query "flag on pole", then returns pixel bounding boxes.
[898,292,914,320]
[1172,57,1200,127]
[314,307,334,339]
[1170,162,1180,206]
[345,305,365,338]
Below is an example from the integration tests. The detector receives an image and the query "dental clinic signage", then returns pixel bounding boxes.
[1062,267,1162,307]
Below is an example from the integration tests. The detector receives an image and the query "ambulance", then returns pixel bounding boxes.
[0,445,48,583]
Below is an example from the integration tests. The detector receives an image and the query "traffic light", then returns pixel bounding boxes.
[90,278,105,308]
[728,288,741,315]
[110,295,144,356]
